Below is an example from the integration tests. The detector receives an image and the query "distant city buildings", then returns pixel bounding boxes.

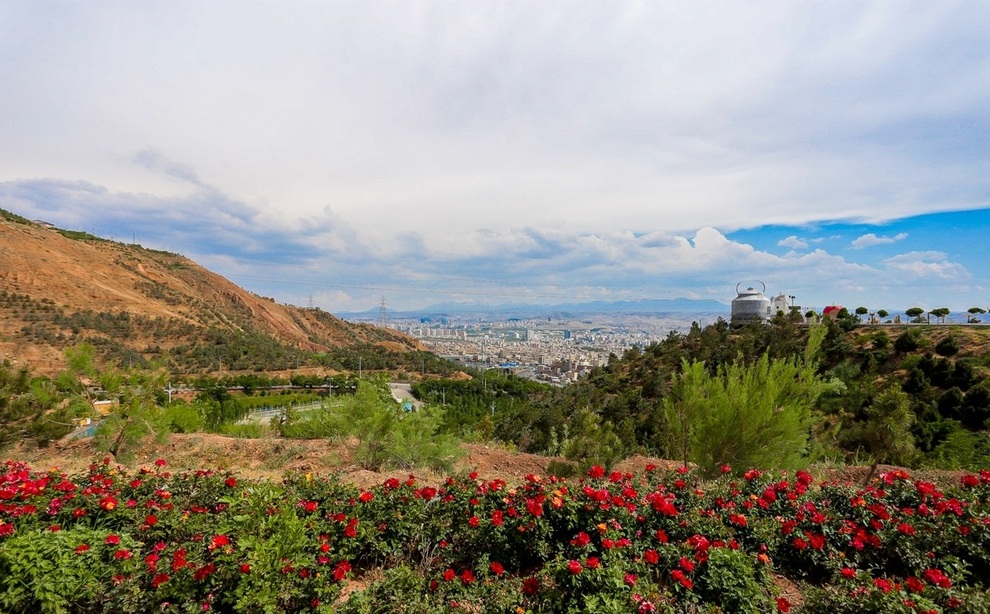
[385,313,722,384]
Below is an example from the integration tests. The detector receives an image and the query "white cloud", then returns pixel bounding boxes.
[851,232,909,248]
[778,236,809,249]
[882,251,969,280]
[1,3,989,312]
[1,3,988,242]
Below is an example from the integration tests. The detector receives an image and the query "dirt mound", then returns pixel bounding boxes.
[12,434,561,487]
[10,433,971,491]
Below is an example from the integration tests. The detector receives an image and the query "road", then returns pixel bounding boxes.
[389,382,424,410]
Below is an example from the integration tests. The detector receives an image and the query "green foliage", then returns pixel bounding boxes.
[894,330,921,353]
[663,327,829,476]
[929,428,990,470]
[936,335,960,357]
[905,307,926,322]
[0,527,140,613]
[695,547,773,613]
[559,408,625,473]
[856,388,917,482]
[161,401,206,433]
[0,361,75,450]
[282,381,465,473]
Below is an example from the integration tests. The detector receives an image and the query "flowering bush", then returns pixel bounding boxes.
[2,459,989,612]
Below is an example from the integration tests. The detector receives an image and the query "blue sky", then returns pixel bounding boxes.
[1,2,988,313]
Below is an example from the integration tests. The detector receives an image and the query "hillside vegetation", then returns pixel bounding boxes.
[0,208,444,376]
[422,316,990,474]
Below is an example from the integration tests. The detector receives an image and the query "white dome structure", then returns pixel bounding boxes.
[731,281,772,326]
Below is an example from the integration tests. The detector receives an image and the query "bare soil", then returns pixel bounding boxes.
[10,433,966,492]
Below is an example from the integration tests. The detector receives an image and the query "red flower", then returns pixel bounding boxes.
[525,498,544,517]
[99,496,118,511]
[74,544,91,554]
[587,465,605,479]
[460,570,475,585]
[522,577,541,596]
[105,534,121,545]
[489,561,504,576]
[776,597,791,612]
[671,569,693,590]
[491,510,504,526]
[585,556,600,569]
[570,531,591,547]
[923,568,952,589]
[720,464,732,474]
[841,567,856,579]
[468,516,480,527]
[224,476,237,488]
[567,560,583,575]
[906,577,925,593]
[114,549,132,560]
[193,563,216,581]
[0,522,14,538]
[240,564,251,573]
[209,534,230,551]
[333,561,351,581]
[359,490,373,503]
[643,549,659,565]
[873,578,892,593]
[792,538,808,550]
[152,573,170,588]
[443,568,456,582]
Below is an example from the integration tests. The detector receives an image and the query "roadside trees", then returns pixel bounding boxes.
[930,307,951,324]
[968,307,986,323]
[905,307,925,323]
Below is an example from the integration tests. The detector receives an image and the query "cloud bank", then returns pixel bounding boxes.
[1,2,988,311]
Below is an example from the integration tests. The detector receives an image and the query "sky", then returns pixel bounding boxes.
[1,1,988,314]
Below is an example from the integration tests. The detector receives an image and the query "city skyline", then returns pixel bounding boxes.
[2,2,988,312]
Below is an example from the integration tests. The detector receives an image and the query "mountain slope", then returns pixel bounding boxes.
[0,210,421,374]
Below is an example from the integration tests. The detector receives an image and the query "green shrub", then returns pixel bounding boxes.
[894,330,921,353]
[696,547,773,613]
[663,327,830,476]
[162,402,205,433]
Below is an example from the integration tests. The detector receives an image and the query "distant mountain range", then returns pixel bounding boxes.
[338,298,730,321]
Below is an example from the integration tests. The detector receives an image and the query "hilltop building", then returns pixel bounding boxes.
[731,282,805,325]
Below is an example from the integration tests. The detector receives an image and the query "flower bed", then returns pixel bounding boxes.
[2,458,989,613]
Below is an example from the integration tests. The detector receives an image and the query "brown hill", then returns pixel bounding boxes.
[0,210,421,375]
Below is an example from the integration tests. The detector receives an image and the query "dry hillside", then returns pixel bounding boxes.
[0,212,421,375]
